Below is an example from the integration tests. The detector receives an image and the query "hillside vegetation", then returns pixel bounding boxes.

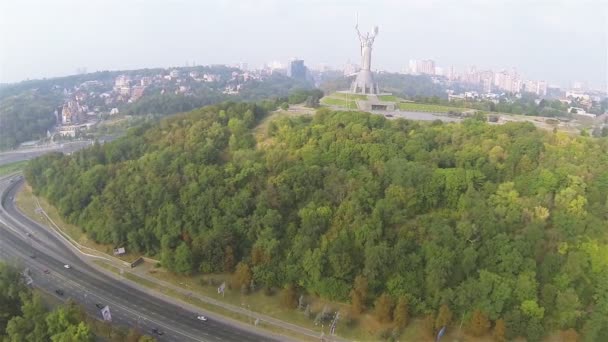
[0,90,60,149]
[25,103,608,341]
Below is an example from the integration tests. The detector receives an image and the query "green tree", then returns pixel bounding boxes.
[173,242,194,274]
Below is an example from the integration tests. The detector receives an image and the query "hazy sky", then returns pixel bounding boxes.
[1,0,606,88]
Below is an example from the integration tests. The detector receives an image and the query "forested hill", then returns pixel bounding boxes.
[26,103,608,340]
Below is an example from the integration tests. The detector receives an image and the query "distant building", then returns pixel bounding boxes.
[343,62,359,76]
[115,75,130,87]
[287,59,308,81]
[118,86,131,96]
[418,60,435,75]
[130,86,146,101]
[524,80,548,96]
[140,77,152,86]
[494,69,521,93]
[61,100,84,125]
[169,69,180,78]
[408,59,436,75]
[447,65,457,81]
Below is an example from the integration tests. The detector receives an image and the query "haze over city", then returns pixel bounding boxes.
[1,0,606,88]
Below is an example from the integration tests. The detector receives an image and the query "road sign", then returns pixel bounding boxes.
[101,306,112,322]
[218,282,226,297]
[436,326,446,342]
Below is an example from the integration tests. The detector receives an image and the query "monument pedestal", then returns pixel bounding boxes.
[351,69,379,94]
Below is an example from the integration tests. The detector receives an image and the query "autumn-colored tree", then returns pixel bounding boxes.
[280,284,298,309]
[231,262,252,292]
[393,296,410,329]
[223,246,235,272]
[422,313,436,338]
[560,329,579,342]
[374,293,394,323]
[467,309,491,337]
[493,319,506,342]
[251,246,267,265]
[350,275,368,314]
[125,328,142,342]
[435,304,453,330]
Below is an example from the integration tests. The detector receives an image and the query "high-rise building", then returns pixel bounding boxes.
[418,60,436,75]
[447,65,457,81]
[408,60,418,74]
[287,59,307,81]
[524,80,548,96]
[408,59,436,75]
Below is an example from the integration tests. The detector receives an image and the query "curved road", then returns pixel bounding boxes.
[0,175,282,342]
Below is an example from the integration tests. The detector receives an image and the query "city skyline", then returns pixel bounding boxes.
[0,0,606,89]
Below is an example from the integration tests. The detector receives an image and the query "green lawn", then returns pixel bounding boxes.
[330,92,368,101]
[398,102,471,113]
[0,160,28,177]
[320,97,358,110]
[378,95,401,102]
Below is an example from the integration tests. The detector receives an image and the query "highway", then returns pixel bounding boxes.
[0,141,94,165]
[0,175,282,342]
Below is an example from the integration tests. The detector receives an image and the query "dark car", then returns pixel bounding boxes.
[95,303,104,309]
[152,328,164,336]
[55,289,64,296]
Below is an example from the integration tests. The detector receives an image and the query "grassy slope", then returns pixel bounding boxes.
[397,102,473,113]
[0,160,28,177]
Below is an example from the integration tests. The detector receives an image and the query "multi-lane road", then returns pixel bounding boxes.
[0,141,94,165]
[0,174,282,341]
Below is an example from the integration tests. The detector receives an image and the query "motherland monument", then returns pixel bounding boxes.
[351,19,380,94]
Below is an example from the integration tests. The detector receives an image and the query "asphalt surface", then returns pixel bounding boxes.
[0,141,94,165]
[0,175,280,342]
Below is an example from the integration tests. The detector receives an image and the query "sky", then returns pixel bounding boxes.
[0,0,606,89]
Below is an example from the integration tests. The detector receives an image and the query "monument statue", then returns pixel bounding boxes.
[351,21,380,94]
[356,24,378,71]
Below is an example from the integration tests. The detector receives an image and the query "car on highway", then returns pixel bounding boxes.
[152,328,164,336]
[29,254,36,259]
[43,269,50,274]
[26,232,31,237]
[64,264,71,269]
[95,303,104,309]
[55,289,64,296]
[197,315,208,321]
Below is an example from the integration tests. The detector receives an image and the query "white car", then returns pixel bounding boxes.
[64,264,71,269]
[197,315,208,321]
